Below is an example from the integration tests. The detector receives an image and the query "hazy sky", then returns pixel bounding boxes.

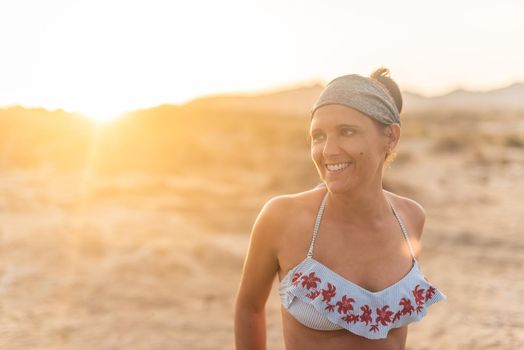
[1,0,522,120]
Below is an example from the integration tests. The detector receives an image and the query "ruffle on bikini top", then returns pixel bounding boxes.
[280,256,447,340]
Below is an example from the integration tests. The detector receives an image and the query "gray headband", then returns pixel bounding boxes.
[310,74,401,126]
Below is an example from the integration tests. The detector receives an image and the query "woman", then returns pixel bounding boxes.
[234,68,446,350]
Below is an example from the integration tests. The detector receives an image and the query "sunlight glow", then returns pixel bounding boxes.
[82,107,124,123]
[0,0,523,118]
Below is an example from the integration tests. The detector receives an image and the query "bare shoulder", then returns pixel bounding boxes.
[384,190,426,241]
[255,187,326,241]
[237,190,322,310]
[259,187,325,224]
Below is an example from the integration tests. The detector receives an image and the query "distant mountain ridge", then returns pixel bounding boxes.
[185,83,325,117]
[186,82,524,116]
[2,81,522,120]
[403,82,524,111]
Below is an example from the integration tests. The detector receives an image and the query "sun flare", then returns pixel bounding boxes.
[0,1,522,117]
[82,106,125,123]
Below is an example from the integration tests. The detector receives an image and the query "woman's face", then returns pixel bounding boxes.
[309,104,394,193]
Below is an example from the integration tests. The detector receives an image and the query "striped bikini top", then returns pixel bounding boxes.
[279,191,446,340]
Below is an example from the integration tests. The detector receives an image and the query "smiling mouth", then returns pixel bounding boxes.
[325,162,352,172]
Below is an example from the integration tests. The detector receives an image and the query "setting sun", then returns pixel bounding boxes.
[81,105,127,123]
[1,1,523,115]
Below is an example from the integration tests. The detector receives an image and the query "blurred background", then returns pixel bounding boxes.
[0,1,523,349]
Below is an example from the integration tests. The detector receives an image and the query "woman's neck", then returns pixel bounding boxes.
[324,186,391,228]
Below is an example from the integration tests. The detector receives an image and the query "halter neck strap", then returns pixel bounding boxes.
[306,191,417,262]
[307,191,329,258]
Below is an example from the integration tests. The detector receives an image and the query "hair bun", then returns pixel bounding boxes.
[370,67,403,114]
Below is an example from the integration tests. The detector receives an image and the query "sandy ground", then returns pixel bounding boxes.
[0,136,523,349]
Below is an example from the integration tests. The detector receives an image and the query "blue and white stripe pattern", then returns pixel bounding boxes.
[279,191,447,339]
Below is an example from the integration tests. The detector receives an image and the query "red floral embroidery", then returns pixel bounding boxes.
[392,310,402,323]
[425,286,436,301]
[291,272,303,287]
[321,283,336,303]
[336,295,355,314]
[306,290,321,299]
[342,313,359,324]
[300,272,321,290]
[376,305,394,326]
[399,297,414,316]
[413,284,427,314]
[413,285,426,305]
[292,269,440,333]
[359,305,373,325]
[325,303,335,312]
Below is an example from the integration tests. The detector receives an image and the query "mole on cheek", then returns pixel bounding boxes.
[360,152,364,156]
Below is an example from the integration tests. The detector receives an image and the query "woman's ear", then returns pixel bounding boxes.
[385,124,401,150]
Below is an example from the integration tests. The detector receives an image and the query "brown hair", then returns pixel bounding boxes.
[370,67,402,167]
[370,67,403,114]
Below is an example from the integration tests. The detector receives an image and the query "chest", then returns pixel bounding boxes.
[278,217,417,293]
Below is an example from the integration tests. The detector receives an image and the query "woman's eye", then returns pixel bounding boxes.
[311,134,324,142]
[341,128,354,136]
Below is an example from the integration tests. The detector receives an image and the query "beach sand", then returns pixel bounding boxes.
[0,120,523,349]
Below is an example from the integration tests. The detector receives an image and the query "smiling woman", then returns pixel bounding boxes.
[235,68,447,350]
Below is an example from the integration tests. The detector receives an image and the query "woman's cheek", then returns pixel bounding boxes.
[311,146,322,161]
[313,151,326,174]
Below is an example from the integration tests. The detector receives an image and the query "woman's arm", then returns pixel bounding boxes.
[234,197,286,350]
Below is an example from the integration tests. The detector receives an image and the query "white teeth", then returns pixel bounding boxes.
[326,162,351,172]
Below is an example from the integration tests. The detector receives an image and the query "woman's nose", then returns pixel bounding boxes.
[322,136,342,156]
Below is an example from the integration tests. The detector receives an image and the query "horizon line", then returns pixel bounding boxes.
[1,78,522,118]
